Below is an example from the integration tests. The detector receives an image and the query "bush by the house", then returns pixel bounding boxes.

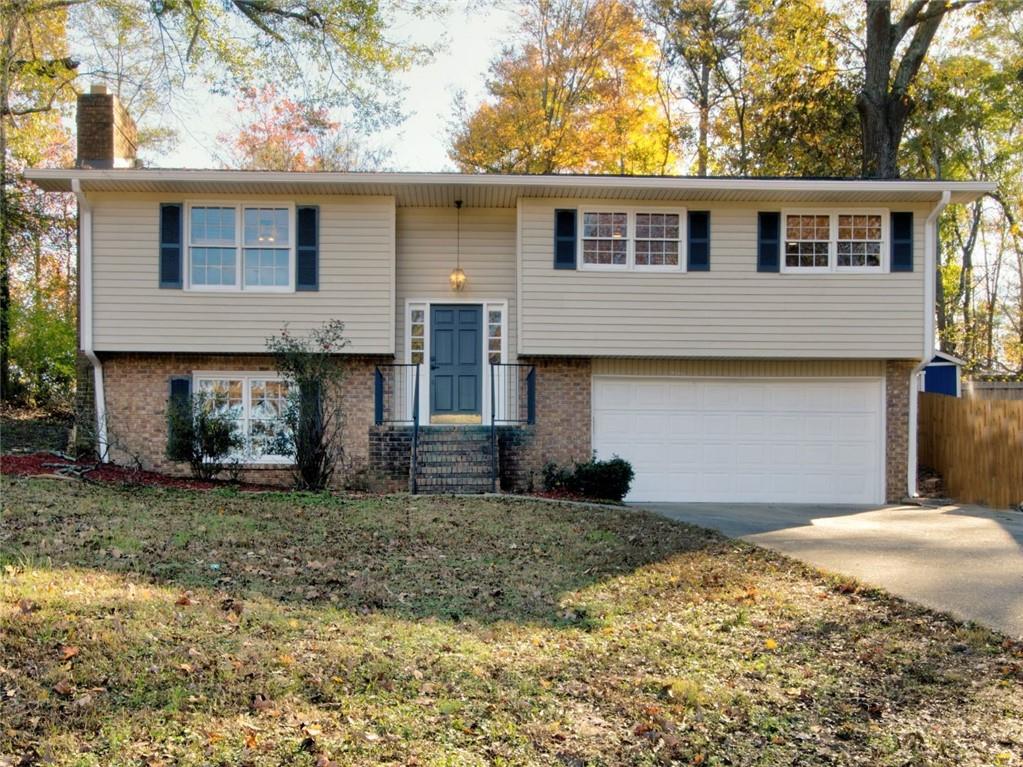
[266,319,349,491]
[166,392,242,480]
[542,454,634,501]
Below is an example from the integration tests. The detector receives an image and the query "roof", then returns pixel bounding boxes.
[22,168,994,207]
[931,351,966,366]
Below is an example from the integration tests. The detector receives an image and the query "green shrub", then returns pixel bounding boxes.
[542,454,634,501]
[166,392,243,480]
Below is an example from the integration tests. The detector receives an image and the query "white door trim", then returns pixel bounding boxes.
[591,374,887,504]
[405,297,508,425]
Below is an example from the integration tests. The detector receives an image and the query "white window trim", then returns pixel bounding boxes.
[184,201,297,293]
[191,371,295,465]
[780,208,889,274]
[404,298,508,426]
[577,205,687,272]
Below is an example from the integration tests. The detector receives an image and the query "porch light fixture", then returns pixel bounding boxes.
[449,199,467,291]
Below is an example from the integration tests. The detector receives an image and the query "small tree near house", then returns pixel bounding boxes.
[166,390,243,480]
[266,319,350,491]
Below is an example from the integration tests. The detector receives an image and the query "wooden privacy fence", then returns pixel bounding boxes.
[918,392,1023,508]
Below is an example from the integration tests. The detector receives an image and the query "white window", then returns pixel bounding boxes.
[784,214,831,270]
[582,211,628,266]
[409,307,425,365]
[782,210,888,273]
[187,203,295,291]
[190,206,238,287]
[837,213,883,268]
[193,374,294,463]
[487,307,503,364]
[579,208,685,271]
[635,212,681,267]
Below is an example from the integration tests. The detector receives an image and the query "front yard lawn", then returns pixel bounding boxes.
[1,477,1020,766]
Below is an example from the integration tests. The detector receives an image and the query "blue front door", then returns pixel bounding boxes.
[430,304,482,421]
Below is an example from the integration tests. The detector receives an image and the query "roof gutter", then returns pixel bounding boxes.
[72,179,108,461]
[907,189,951,499]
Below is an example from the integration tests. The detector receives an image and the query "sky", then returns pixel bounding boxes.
[160,5,518,171]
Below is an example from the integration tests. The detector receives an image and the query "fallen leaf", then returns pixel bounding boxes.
[53,679,73,697]
[18,599,37,614]
[765,638,778,651]
[244,731,257,749]
[175,594,192,606]
[60,646,80,661]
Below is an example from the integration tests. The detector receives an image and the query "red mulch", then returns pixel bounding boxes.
[0,452,282,492]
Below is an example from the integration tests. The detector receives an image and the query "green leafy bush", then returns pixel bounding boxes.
[542,454,634,501]
[166,392,243,480]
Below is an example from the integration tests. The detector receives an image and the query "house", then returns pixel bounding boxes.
[921,351,964,397]
[25,88,995,504]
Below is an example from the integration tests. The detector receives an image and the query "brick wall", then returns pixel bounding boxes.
[98,352,384,487]
[886,359,915,503]
[368,425,414,492]
[516,356,592,484]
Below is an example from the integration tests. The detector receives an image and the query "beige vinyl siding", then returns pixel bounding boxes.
[519,199,929,359]
[395,207,518,359]
[90,192,395,353]
[592,358,884,377]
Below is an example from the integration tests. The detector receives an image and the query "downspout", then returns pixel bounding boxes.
[72,179,108,461]
[907,190,950,498]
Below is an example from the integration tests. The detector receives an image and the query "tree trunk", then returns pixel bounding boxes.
[857,0,951,179]
[696,61,711,176]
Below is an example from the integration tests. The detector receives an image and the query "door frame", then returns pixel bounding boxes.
[590,374,887,504]
[405,297,508,426]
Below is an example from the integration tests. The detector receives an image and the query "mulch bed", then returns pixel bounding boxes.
[0,452,281,492]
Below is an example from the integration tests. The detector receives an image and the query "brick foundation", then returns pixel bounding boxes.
[520,356,592,471]
[368,425,414,492]
[97,352,385,488]
[885,359,915,503]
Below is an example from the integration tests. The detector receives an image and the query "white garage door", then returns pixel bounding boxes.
[592,377,884,504]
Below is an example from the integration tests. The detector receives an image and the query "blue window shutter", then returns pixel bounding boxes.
[891,211,913,272]
[687,211,710,271]
[166,376,192,460]
[757,211,781,273]
[554,209,577,269]
[159,203,183,288]
[296,206,319,290]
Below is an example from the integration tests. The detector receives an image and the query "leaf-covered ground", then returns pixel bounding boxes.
[1,476,1020,766]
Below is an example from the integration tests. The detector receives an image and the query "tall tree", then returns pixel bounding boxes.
[0,0,436,402]
[219,86,388,171]
[645,0,745,175]
[857,0,981,178]
[449,0,679,174]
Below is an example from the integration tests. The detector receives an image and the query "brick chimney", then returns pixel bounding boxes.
[76,84,138,168]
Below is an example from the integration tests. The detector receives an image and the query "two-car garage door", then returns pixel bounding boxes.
[592,377,884,504]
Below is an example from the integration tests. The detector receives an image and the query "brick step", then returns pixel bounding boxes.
[417,437,492,447]
[416,464,493,474]
[416,483,491,492]
[416,449,492,460]
[415,466,493,476]
[416,442,493,452]
[416,486,490,495]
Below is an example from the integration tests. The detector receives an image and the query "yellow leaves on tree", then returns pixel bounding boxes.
[448,0,677,175]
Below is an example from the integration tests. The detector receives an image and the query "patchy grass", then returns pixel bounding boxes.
[1,477,1021,766]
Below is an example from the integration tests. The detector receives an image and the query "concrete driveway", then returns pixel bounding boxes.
[637,502,1023,638]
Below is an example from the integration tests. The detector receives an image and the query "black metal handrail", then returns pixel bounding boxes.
[374,364,420,424]
[374,363,421,493]
[489,363,536,492]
